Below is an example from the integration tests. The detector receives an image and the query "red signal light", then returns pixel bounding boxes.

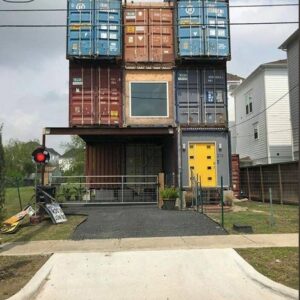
[32,147,50,165]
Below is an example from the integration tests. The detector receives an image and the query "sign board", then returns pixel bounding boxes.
[44,203,67,224]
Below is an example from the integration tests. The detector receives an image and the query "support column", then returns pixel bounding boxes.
[278,164,283,205]
[259,165,265,203]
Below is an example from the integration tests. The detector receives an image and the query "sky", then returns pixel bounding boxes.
[0,0,298,154]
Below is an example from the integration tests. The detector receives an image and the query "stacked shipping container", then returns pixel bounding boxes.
[65,0,232,194]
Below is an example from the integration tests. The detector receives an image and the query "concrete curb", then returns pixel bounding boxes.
[7,256,54,300]
[232,249,299,299]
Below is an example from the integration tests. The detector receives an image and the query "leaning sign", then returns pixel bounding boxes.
[43,203,67,224]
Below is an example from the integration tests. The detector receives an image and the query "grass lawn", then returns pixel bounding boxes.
[0,255,50,300]
[237,247,299,290]
[208,200,298,234]
[0,187,86,244]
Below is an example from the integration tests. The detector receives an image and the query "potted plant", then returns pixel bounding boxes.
[160,187,179,210]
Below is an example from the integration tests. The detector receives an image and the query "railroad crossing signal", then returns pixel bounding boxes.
[32,147,50,165]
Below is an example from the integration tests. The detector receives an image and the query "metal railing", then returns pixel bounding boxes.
[49,175,159,204]
[189,170,225,228]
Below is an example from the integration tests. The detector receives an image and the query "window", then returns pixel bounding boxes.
[130,82,168,117]
[253,123,259,140]
[245,90,253,115]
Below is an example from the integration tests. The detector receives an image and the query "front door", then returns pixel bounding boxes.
[188,143,217,187]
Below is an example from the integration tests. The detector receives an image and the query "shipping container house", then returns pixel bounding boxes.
[177,0,230,59]
[123,3,175,66]
[181,129,230,188]
[67,0,122,59]
[69,61,122,127]
[124,70,175,127]
[175,67,227,126]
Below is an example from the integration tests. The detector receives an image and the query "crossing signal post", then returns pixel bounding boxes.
[31,147,50,209]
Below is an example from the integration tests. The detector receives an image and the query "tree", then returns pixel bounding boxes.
[0,125,5,215]
[61,136,85,176]
[4,139,40,179]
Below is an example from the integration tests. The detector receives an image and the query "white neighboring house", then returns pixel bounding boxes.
[59,150,74,172]
[232,60,293,166]
[47,148,61,166]
[227,73,244,154]
[279,29,299,161]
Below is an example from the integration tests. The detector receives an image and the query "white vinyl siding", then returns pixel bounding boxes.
[235,71,268,165]
[286,38,299,160]
[264,68,293,163]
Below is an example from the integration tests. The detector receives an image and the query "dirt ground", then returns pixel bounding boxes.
[0,255,50,300]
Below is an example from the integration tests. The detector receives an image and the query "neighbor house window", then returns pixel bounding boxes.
[130,82,168,117]
[245,90,253,115]
[253,123,259,140]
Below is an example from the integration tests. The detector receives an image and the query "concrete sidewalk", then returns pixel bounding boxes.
[8,250,299,300]
[0,233,298,256]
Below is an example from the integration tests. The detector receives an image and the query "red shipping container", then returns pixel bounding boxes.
[124,3,174,64]
[231,154,240,198]
[69,61,122,127]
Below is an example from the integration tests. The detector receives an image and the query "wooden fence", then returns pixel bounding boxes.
[240,161,299,204]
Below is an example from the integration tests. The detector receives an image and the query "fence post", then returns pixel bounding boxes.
[121,176,124,203]
[196,174,199,210]
[259,166,265,203]
[269,188,275,226]
[246,167,251,201]
[158,173,164,208]
[200,177,203,214]
[278,165,283,205]
[221,176,224,228]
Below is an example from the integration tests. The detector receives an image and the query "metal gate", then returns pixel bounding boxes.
[50,175,158,205]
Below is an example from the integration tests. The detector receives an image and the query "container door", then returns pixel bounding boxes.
[202,68,226,125]
[67,0,93,57]
[177,0,204,57]
[149,8,174,62]
[124,9,148,62]
[203,0,229,57]
[176,69,202,125]
[95,67,122,125]
[94,0,121,57]
[70,64,94,126]
[188,143,217,187]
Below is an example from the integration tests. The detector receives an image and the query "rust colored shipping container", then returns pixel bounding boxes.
[124,70,174,127]
[231,154,240,198]
[69,61,122,127]
[85,143,125,187]
[124,3,174,64]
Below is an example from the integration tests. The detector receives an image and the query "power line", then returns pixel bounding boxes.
[231,127,299,139]
[0,3,298,12]
[229,84,298,130]
[0,22,298,28]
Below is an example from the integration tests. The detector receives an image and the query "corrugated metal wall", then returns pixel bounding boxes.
[175,67,227,126]
[177,0,230,58]
[69,61,122,127]
[123,3,174,64]
[67,0,122,58]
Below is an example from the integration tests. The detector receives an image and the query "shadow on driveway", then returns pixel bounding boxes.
[64,205,227,240]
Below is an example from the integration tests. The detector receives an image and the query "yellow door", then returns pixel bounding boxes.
[188,143,217,187]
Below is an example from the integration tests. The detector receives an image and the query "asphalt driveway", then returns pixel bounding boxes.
[65,205,226,239]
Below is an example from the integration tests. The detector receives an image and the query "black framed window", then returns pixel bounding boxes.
[131,82,168,117]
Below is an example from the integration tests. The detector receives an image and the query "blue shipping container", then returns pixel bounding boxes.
[67,0,93,57]
[175,68,227,125]
[203,0,229,57]
[177,0,230,58]
[94,0,122,56]
[67,0,122,58]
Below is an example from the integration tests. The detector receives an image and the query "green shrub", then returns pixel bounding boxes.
[160,187,178,200]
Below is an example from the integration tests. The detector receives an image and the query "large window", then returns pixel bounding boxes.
[130,82,168,117]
